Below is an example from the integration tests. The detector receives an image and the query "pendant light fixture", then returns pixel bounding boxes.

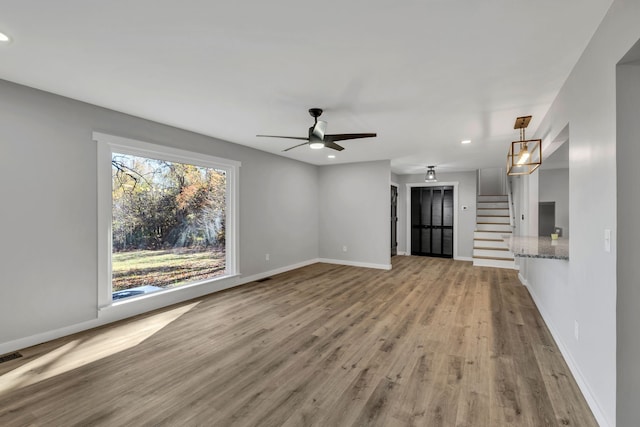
[425,165,437,182]
[507,115,541,176]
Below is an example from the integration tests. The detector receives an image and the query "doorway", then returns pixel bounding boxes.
[538,201,555,236]
[391,185,398,256]
[410,186,454,258]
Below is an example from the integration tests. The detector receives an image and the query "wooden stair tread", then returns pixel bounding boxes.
[475,230,512,233]
[473,255,515,261]
[474,246,510,251]
[477,222,510,225]
[474,238,504,242]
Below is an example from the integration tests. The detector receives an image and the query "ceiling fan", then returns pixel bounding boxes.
[257,108,377,152]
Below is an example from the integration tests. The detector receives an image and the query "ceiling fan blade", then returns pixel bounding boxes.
[312,120,327,140]
[324,141,345,151]
[325,133,377,142]
[283,142,310,152]
[256,134,309,141]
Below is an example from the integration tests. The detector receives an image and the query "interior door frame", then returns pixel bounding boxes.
[390,183,398,256]
[406,181,459,259]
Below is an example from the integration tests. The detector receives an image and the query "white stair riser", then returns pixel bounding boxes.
[477,216,511,224]
[473,248,513,258]
[474,231,510,239]
[474,239,509,248]
[477,202,509,209]
[474,194,514,270]
[476,223,512,232]
[473,231,511,239]
[473,258,518,269]
[476,208,509,216]
[477,195,508,202]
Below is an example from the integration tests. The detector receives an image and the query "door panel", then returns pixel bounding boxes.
[431,190,442,225]
[421,190,432,225]
[421,228,431,253]
[432,228,442,255]
[443,189,454,227]
[411,186,454,258]
[443,228,454,255]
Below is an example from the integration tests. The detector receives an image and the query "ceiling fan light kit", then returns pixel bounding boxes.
[507,115,542,176]
[257,108,376,152]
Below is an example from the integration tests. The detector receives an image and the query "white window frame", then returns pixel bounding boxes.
[94,132,240,310]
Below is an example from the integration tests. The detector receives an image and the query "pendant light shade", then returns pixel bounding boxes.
[425,166,437,182]
[507,116,541,176]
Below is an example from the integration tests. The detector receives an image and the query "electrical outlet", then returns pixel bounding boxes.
[265,253,270,261]
[342,245,348,252]
[604,229,611,252]
[574,320,579,341]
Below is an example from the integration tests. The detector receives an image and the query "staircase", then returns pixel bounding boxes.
[473,195,517,269]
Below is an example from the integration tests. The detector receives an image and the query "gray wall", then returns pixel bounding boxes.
[0,79,319,348]
[539,168,570,237]
[318,161,391,268]
[518,2,640,424]
[616,51,640,427]
[396,171,476,259]
[477,168,506,195]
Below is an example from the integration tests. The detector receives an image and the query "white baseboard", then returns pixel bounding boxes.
[454,256,473,262]
[518,272,528,286]
[238,259,319,284]
[396,251,408,256]
[0,259,319,356]
[318,258,392,270]
[0,317,105,357]
[518,275,611,427]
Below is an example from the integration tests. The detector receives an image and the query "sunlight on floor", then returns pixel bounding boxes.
[0,301,200,395]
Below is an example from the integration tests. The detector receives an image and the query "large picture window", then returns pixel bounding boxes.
[95,132,239,307]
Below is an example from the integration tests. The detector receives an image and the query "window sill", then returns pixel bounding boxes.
[98,273,241,315]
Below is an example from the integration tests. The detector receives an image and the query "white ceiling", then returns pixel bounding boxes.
[0,1,612,174]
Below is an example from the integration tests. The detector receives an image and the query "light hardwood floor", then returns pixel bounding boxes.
[0,257,597,426]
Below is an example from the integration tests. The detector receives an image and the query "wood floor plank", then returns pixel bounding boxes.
[0,257,598,426]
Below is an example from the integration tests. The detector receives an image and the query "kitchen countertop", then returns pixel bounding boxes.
[504,236,569,260]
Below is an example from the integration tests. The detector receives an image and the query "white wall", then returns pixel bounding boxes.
[509,176,521,236]
[510,164,539,238]
[478,168,506,195]
[0,79,320,351]
[395,171,476,260]
[517,2,640,425]
[318,161,391,269]
[539,168,570,237]
[616,49,640,427]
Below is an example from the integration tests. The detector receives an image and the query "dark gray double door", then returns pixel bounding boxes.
[411,186,454,258]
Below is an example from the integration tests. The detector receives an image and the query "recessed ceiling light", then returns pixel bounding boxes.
[0,32,10,42]
[461,139,472,144]
[327,155,336,159]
